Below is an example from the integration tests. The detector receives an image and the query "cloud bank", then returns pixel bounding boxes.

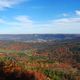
[0,15,80,34]
[0,0,25,10]
[75,10,80,16]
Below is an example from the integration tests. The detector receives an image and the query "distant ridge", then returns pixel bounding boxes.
[0,34,80,42]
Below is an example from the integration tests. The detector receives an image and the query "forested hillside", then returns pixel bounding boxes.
[0,39,80,80]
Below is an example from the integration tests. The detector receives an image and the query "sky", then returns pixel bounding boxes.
[0,0,80,34]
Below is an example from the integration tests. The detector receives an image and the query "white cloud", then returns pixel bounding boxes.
[15,16,33,23]
[0,15,33,27]
[0,19,5,23]
[75,10,80,16]
[0,15,80,34]
[0,0,25,10]
[62,13,68,17]
[14,15,33,27]
[52,18,80,23]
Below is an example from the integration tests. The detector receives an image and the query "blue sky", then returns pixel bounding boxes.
[0,0,80,34]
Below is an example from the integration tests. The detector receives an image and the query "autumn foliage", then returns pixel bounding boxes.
[0,61,48,80]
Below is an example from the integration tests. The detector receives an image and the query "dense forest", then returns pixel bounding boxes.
[0,39,80,80]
